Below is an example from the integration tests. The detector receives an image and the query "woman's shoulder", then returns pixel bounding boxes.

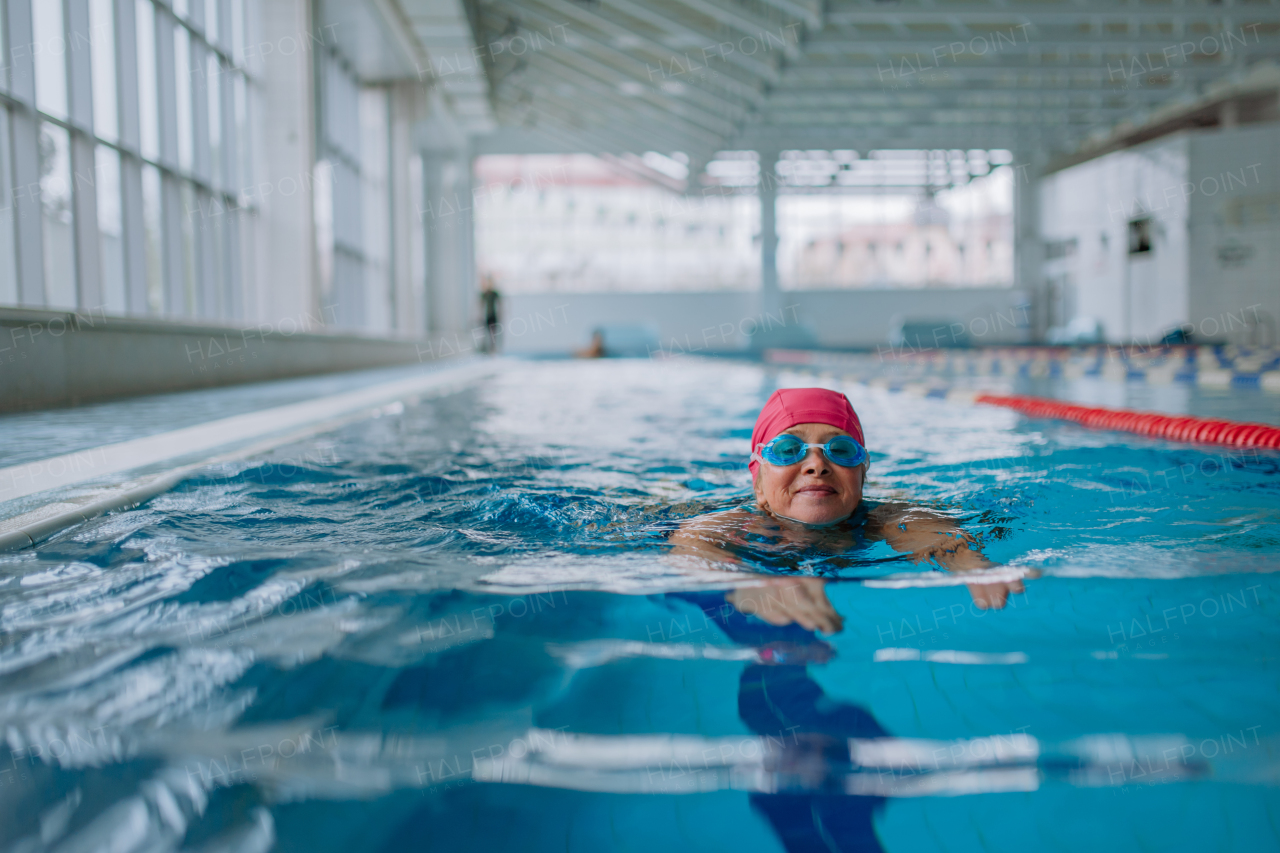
[675,506,760,535]
[863,500,955,531]
[863,499,907,523]
[680,502,747,522]
[668,506,772,565]
[672,504,790,546]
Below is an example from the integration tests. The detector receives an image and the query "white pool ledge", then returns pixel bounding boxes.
[0,359,496,550]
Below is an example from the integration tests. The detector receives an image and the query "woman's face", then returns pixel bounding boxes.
[753,422,865,526]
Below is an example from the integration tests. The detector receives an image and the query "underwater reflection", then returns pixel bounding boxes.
[479,580,1207,853]
[685,583,892,852]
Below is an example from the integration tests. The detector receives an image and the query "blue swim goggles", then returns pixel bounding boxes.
[753,434,869,469]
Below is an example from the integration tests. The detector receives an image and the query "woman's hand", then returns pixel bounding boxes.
[965,576,1027,610]
[726,576,844,634]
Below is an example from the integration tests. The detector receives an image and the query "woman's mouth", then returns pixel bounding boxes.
[794,485,837,496]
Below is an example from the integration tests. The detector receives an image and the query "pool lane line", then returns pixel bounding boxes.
[975,393,1280,449]
[764,346,1280,388]
[0,358,498,551]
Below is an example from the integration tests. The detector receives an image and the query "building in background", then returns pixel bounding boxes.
[0,0,1277,406]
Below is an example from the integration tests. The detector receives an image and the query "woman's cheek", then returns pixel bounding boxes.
[767,480,790,512]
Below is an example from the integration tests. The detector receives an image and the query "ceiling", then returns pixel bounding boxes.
[457,0,1280,182]
[333,0,1280,185]
[323,0,500,136]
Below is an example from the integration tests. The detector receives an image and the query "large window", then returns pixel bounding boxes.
[767,149,1015,290]
[314,46,366,327]
[776,170,1015,290]
[38,122,76,307]
[474,150,1015,293]
[474,154,761,293]
[311,42,399,333]
[0,108,16,303]
[0,0,252,319]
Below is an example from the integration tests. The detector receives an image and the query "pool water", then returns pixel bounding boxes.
[1,358,1277,852]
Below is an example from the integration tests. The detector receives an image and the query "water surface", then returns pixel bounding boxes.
[1,358,1277,852]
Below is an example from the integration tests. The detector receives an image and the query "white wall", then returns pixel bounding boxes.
[1039,136,1190,344]
[1039,121,1280,345]
[797,287,1029,350]
[1187,123,1280,345]
[502,288,1029,354]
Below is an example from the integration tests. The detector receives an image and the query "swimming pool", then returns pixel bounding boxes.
[1,357,1277,852]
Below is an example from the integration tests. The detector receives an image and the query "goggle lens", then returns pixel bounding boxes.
[765,435,806,465]
[825,436,866,466]
[759,435,868,468]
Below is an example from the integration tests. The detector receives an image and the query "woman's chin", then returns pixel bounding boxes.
[777,500,852,526]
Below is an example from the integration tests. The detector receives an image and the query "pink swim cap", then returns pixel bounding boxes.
[748,388,865,477]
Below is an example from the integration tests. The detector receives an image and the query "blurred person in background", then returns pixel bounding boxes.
[480,274,502,353]
[575,329,606,358]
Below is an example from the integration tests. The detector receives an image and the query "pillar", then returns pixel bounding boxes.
[422,147,473,337]
[1013,152,1046,343]
[758,147,781,318]
[254,0,317,326]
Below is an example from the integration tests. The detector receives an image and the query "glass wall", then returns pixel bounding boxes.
[0,108,17,303]
[314,44,368,329]
[713,148,1016,291]
[358,86,391,333]
[473,150,1016,293]
[0,0,253,319]
[776,170,1015,290]
[474,154,761,293]
[38,122,76,308]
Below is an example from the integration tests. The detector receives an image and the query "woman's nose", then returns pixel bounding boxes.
[802,449,829,474]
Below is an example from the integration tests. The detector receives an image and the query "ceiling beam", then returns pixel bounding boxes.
[674,0,804,61]
[599,152,688,192]
[484,0,767,104]
[495,78,724,150]
[482,0,758,116]
[518,51,736,140]
[825,5,1280,25]
[804,35,1278,54]
[486,8,751,126]
[757,0,822,33]
[777,64,1270,82]
[523,114,667,159]
[763,87,1196,104]
[519,50,742,136]
[760,108,1135,124]
[593,0,783,83]
[493,90,684,153]
[731,128,1054,149]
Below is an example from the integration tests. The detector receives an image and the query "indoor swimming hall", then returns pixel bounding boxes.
[0,0,1278,851]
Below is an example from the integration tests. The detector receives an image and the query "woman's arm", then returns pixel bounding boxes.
[668,510,843,633]
[868,503,1025,609]
[868,504,995,570]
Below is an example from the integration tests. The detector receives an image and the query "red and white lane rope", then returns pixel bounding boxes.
[975,393,1280,449]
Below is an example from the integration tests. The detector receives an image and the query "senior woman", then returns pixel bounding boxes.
[669,387,1027,631]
